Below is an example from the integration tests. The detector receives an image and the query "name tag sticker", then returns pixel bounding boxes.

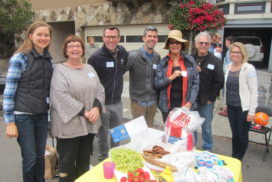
[46,97,50,104]
[153,64,158,70]
[88,72,95,78]
[207,64,215,70]
[181,71,187,77]
[106,62,114,68]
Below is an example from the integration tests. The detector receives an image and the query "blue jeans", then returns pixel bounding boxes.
[15,114,48,182]
[97,102,123,161]
[195,103,214,151]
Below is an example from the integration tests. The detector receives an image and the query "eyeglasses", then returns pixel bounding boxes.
[198,42,210,46]
[67,45,82,49]
[231,51,242,55]
[104,36,119,40]
[169,41,181,45]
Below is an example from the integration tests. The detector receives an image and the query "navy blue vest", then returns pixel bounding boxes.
[14,48,53,113]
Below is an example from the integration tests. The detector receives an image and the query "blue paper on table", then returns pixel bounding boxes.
[110,124,130,143]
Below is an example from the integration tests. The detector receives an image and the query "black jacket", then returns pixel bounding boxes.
[193,52,224,105]
[88,44,128,105]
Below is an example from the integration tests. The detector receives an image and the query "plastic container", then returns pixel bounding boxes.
[196,158,206,167]
[205,159,213,168]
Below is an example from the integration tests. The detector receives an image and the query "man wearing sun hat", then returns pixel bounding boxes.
[154,30,199,122]
[125,26,161,128]
[193,31,224,151]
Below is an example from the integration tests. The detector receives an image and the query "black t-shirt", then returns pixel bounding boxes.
[170,66,183,109]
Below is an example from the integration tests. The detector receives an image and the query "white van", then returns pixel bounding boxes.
[235,36,264,62]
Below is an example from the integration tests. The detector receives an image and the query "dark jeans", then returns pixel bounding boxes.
[97,102,123,161]
[227,105,251,160]
[162,111,170,123]
[15,113,48,182]
[57,134,95,182]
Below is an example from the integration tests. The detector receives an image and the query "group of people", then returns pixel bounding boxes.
[3,20,258,182]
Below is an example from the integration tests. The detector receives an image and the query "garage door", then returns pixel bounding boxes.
[84,24,170,57]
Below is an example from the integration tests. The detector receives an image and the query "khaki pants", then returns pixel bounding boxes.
[130,100,157,128]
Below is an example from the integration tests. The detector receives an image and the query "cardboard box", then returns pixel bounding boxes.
[44,145,57,179]
[110,116,164,150]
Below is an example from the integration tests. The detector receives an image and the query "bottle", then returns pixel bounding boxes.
[159,166,174,182]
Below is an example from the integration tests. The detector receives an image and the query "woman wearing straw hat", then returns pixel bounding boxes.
[154,30,199,122]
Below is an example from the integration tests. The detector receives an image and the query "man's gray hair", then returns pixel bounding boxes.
[195,31,211,43]
[143,26,158,36]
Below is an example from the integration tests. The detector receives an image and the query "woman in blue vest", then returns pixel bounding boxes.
[3,21,53,182]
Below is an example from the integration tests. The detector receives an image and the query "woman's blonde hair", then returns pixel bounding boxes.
[230,42,248,63]
[15,21,52,54]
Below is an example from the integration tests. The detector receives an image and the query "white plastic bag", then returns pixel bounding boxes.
[166,108,205,131]
[164,108,204,146]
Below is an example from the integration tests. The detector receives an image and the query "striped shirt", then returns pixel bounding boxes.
[3,53,27,123]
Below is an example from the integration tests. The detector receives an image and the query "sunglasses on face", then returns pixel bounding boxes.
[198,42,210,46]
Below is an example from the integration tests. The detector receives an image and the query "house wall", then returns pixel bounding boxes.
[48,21,75,63]
[31,0,272,69]
[28,0,106,10]
[33,0,173,61]
[35,1,171,34]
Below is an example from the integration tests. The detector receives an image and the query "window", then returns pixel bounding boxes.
[87,35,167,43]
[235,2,265,14]
[158,35,167,42]
[126,36,142,43]
[93,36,102,42]
[122,35,168,43]
[87,36,124,43]
[218,4,229,15]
